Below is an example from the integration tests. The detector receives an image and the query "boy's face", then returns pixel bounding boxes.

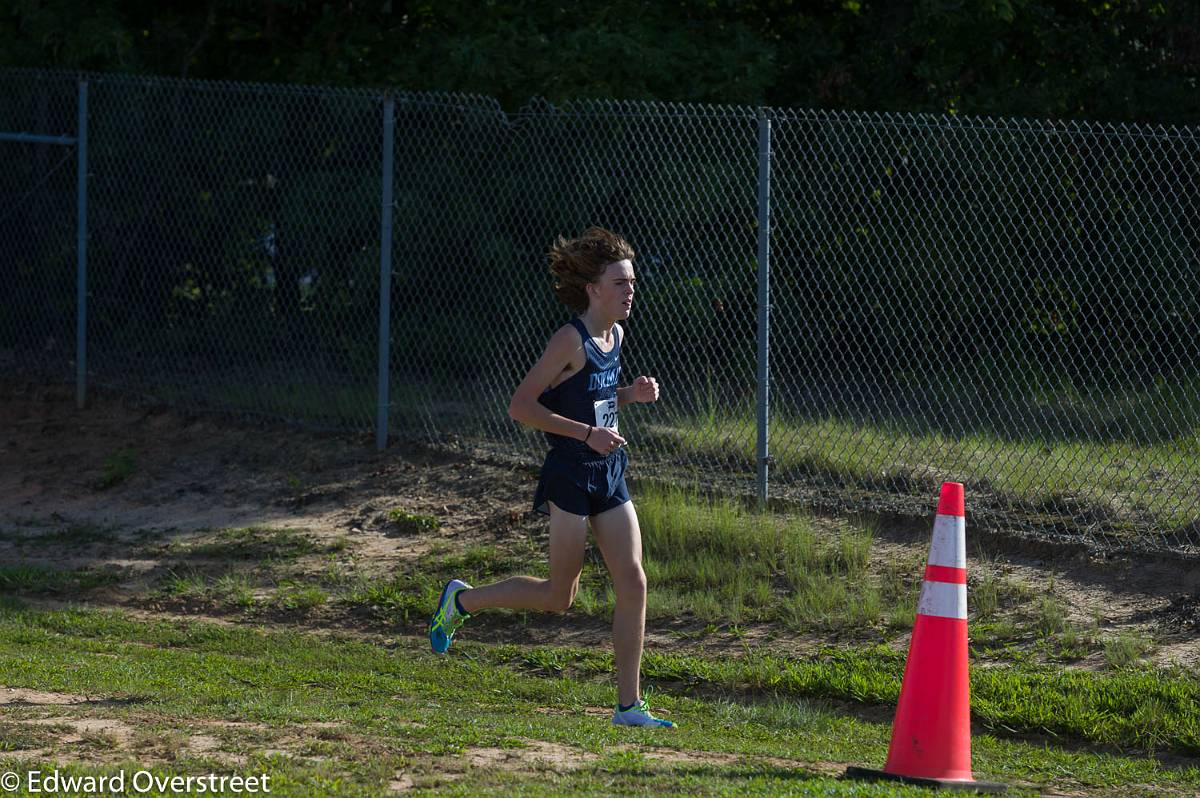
[587,259,636,320]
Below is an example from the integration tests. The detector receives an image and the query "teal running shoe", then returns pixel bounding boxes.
[612,698,676,728]
[429,579,472,654]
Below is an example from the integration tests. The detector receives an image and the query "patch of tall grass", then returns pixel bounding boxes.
[635,485,887,631]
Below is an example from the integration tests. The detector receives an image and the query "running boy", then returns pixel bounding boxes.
[428,226,674,728]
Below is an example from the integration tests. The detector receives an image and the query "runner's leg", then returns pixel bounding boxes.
[458,502,587,613]
[590,500,646,707]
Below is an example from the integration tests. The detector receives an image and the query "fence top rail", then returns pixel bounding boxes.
[0,66,382,101]
[4,66,1200,143]
[0,131,75,145]
[767,108,1200,143]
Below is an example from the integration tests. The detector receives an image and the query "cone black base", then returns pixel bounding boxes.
[844,766,1007,793]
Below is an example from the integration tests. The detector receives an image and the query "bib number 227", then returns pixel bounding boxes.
[593,398,618,432]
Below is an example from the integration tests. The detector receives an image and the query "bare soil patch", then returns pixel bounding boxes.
[1,688,92,705]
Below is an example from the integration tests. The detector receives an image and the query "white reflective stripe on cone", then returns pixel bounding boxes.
[917,580,968,620]
[927,514,966,569]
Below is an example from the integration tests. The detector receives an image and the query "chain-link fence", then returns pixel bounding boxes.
[3,68,1198,555]
[1,70,79,383]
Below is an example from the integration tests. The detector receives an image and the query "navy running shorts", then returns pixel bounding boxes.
[533,446,630,517]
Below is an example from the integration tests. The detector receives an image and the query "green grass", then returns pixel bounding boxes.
[1051,622,1100,662]
[2,480,1186,793]
[1033,595,1069,635]
[506,643,1200,756]
[159,567,265,610]
[160,568,338,616]
[388,509,440,534]
[365,486,1033,647]
[344,571,442,625]
[0,564,121,594]
[213,571,257,608]
[160,568,211,598]
[273,582,329,612]
[154,540,527,621]
[640,402,1200,532]
[394,483,904,633]
[1104,631,1156,670]
[636,485,908,632]
[0,720,66,751]
[0,604,1196,796]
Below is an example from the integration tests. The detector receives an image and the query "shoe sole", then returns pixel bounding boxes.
[612,718,676,728]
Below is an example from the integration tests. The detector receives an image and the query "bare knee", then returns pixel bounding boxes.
[545,581,578,613]
[612,564,647,600]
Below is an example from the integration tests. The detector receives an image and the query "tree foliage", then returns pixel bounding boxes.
[3,0,1199,123]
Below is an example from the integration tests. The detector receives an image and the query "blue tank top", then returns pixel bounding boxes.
[538,317,621,454]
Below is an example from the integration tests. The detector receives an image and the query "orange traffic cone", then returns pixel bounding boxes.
[845,482,1006,793]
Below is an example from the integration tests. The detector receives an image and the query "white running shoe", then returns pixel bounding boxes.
[612,698,676,728]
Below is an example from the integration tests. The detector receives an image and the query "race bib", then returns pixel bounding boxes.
[593,397,618,431]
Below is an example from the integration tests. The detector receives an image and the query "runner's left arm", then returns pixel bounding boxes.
[618,376,660,407]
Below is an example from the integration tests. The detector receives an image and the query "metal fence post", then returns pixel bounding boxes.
[375,93,396,451]
[75,78,89,409]
[755,110,772,504]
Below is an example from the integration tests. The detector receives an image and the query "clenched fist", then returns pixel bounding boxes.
[631,375,660,403]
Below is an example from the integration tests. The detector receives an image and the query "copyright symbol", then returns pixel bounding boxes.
[1,772,19,791]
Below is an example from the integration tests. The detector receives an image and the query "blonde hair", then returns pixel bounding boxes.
[547,227,635,314]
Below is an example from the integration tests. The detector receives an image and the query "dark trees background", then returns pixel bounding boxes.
[3,0,1199,124]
